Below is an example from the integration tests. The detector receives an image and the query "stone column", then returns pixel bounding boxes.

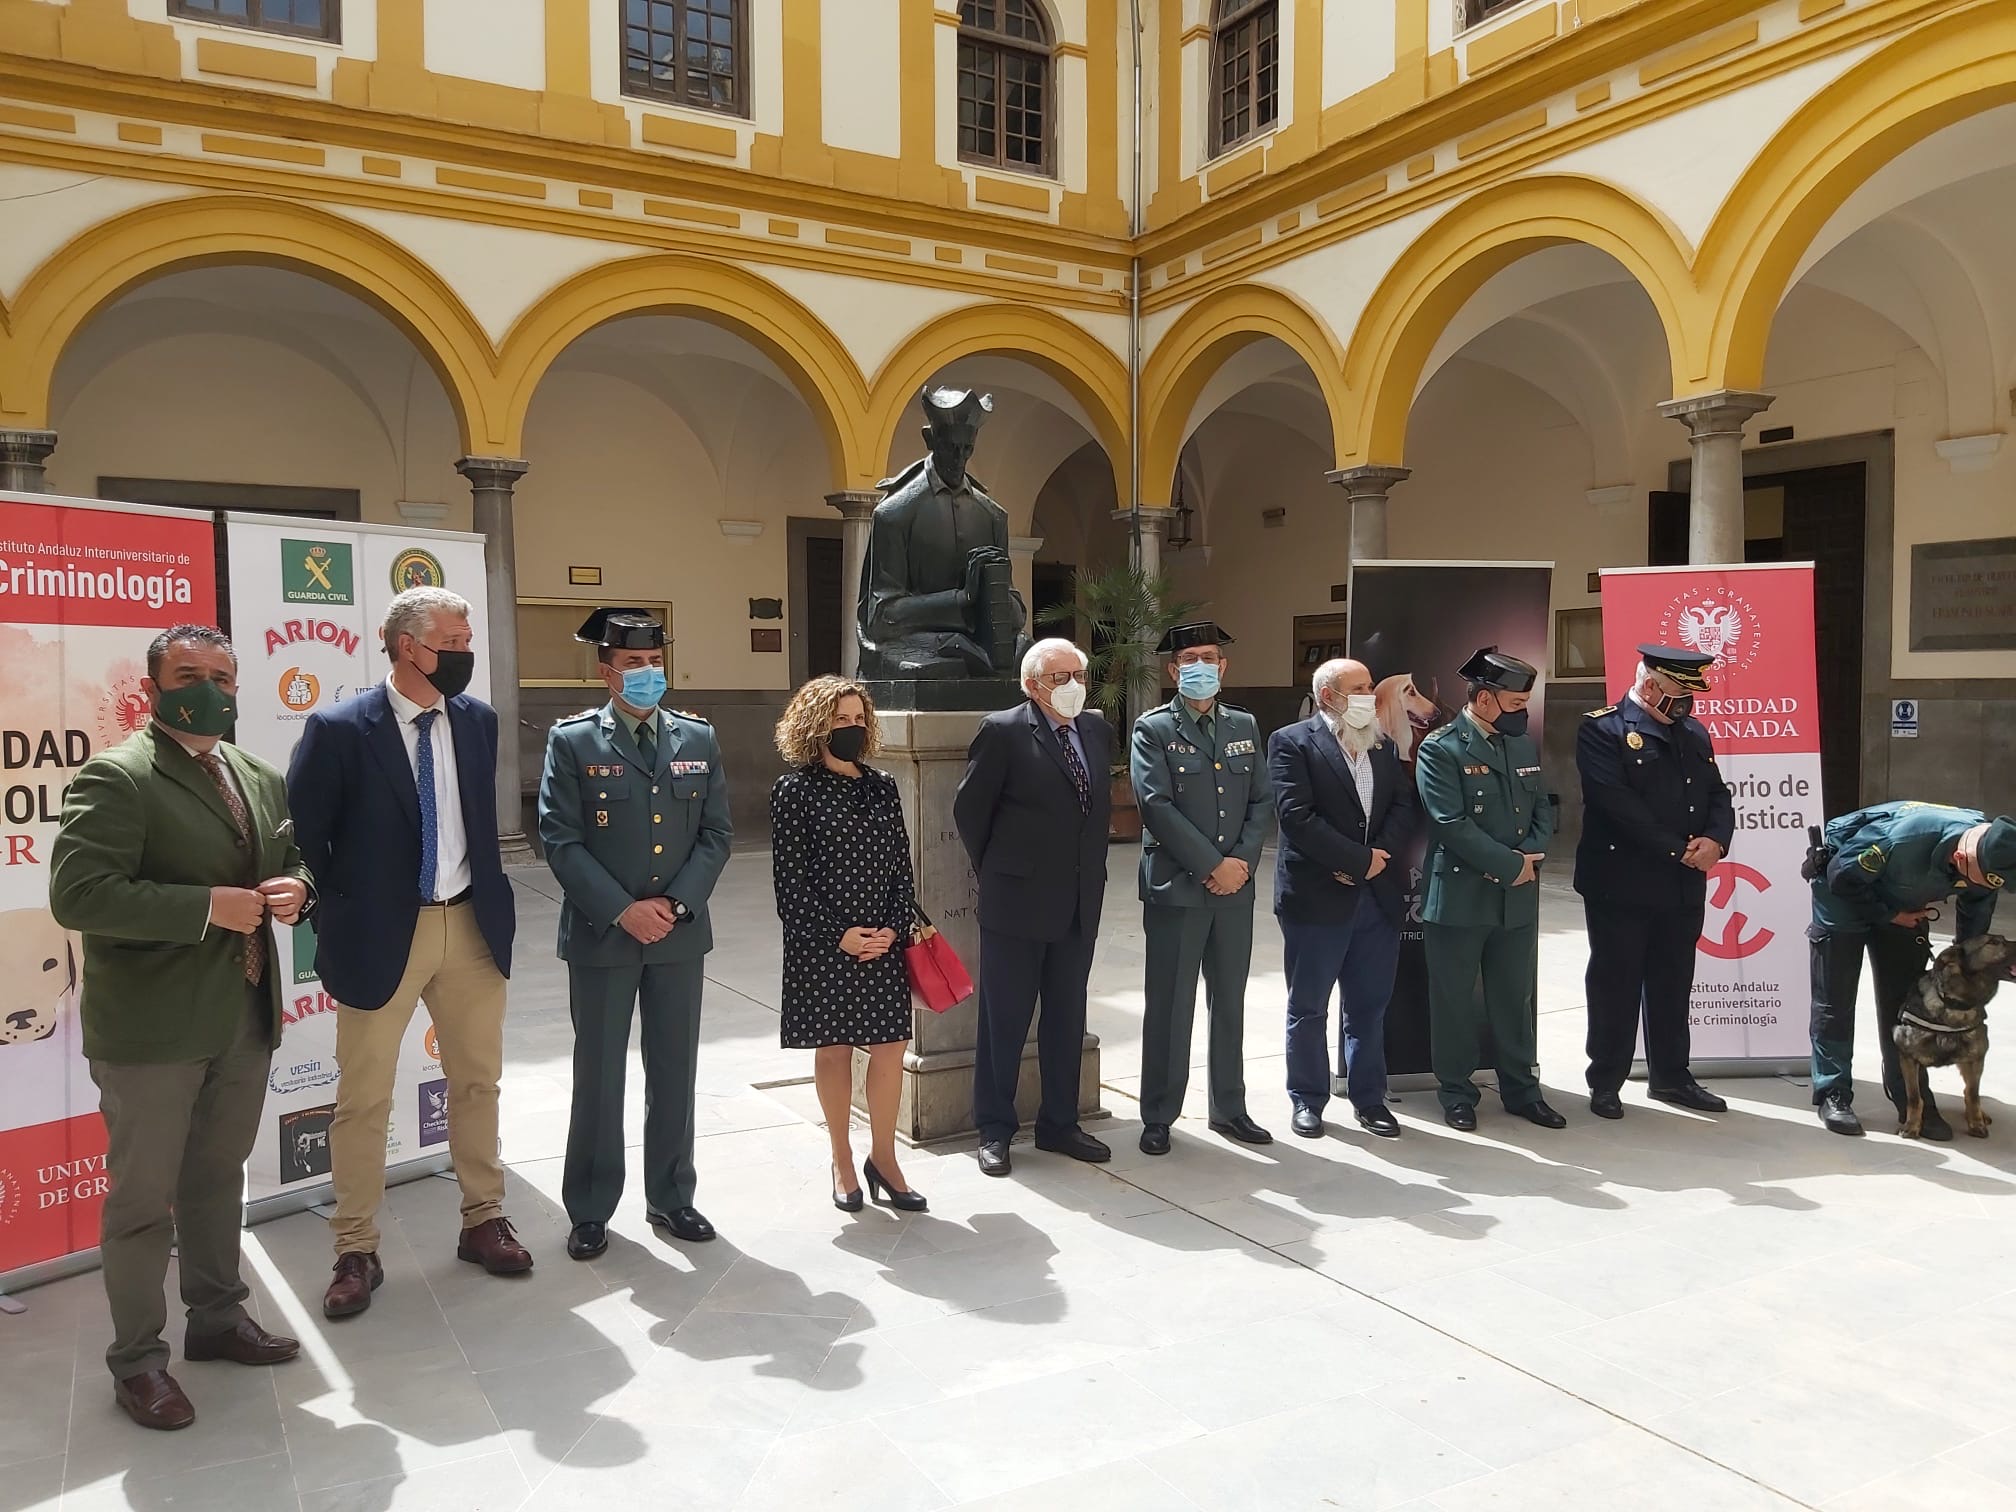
[1657,391,1773,564]
[457,456,535,864]
[1324,464,1410,564]
[826,490,880,679]
[1113,506,1169,580]
[1008,534,1042,612]
[0,430,59,493]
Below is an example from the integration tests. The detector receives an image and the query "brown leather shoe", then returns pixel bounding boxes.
[114,1369,195,1431]
[323,1251,384,1318]
[184,1318,301,1365]
[458,1217,534,1275]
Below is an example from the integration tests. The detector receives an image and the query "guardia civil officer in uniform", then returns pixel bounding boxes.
[1575,646,1736,1120]
[1808,802,2013,1138]
[538,609,732,1259]
[1132,621,1274,1155]
[1416,647,1564,1132]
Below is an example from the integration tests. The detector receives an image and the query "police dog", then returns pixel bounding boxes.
[1894,933,2016,1139]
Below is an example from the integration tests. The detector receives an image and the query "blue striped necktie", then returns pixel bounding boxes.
[415,709,439,901]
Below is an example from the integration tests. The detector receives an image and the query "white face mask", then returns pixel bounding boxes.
[1047,679,1088,720]
[1340,693,1378,730]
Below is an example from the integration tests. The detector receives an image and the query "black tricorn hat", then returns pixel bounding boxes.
[1638,643,1715,693]
[919,385,995,430]
[575,607,666,649]
[1156,621,1235,656]
[1458,645,1538,692]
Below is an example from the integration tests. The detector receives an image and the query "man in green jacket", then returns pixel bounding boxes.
[1808,801,2013,1137]
[49,625,313,1431]
[1415,646,1564,1132]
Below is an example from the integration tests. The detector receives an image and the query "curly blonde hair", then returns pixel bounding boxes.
[775,675,881,766]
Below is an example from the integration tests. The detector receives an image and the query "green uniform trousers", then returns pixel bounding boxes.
[563,959,704,1223]
[89,984,272,1381]
[1425,921,1542,1114]
[1140,903,1253,1126]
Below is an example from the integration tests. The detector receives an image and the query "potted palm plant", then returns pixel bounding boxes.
[1037,565,1202,842]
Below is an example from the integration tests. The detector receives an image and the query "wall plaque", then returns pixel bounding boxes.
[1909,537,2016,651]
[750,628,782,653]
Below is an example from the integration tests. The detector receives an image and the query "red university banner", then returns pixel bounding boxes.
[0,493,218,1282]
[1599,564,1823,1064]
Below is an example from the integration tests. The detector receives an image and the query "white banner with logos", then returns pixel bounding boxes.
[226,516,491,1210]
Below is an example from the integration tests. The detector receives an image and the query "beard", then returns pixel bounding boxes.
[1326,709,1381,758]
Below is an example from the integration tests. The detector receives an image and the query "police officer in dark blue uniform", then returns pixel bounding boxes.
[1575,646,1736,1120]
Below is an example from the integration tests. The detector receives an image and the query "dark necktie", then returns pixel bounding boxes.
[1055,723,1090,815]
[196,750,266,984]
[415,710,440,901]
[636,715,657,773]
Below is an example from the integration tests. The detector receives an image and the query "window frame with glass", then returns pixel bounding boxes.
[169,0,339,42]
[621,0,750,120]
[1209,0,1279,159]
[957,0,1056,177]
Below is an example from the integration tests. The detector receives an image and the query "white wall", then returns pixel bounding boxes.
[426,0,546,92]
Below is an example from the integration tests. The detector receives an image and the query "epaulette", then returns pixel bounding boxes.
[556,709,600,725]
[1219,702,1250,715]
[670,708,712,725]
[1585,706,1616,719]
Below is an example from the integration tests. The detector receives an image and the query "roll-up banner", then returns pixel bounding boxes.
[225,515,492,1216]
[1599,564,1820,1069]
[0,492,218,1291]
[1345,561,1556,1081]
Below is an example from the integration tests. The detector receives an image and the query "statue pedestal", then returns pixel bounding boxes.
[861,707,1105,1144]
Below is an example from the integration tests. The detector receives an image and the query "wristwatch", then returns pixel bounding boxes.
[669,898,692,923]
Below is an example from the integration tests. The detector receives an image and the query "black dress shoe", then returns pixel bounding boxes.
[977,1141,1012,1177]
[1210,1114,1274,1146]
[1291,1106,1325,1139]
[1034,1128,1112,1163]
[566,1222,608,1261]
[1514,1100,1568,1129]
[1354,1104,1400,1139]
[1444,1104,1478,1132]
[1139,1123,1171,1156]
[1589,1090,1624,1120]
[1649,1082,1728,1113]
[648,1207,715,1243]
[1818,1094,1863,1136]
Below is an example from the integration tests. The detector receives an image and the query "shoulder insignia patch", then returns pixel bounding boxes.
[1586,706,1615,719]
[672,708,712,725]
[557,709,598,725]
[1858,845,1887,873]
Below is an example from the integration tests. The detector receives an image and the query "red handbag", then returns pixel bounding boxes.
[905,909,975,1013]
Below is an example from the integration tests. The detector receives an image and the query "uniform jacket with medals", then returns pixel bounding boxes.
[1131,696,1273,910]
[1573,695,1735,911]
[1812,801,2001,940]
[1414,713,1553,929]
[537,703,733,966]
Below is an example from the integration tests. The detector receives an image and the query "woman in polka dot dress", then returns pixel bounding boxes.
[771,676,925,1213]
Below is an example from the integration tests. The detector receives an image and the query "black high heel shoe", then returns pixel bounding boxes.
[833,1169,864,1212]
[862,1158,927,1213]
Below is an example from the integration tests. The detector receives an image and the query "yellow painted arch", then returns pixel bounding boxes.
[1341,175,1703,466]
[1700,2,2016,394]
[498,257,869,485]
[1138,283,1350,507]
[864,304,1133,501]
[2,196,502,451]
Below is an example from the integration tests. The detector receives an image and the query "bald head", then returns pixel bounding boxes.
[1312,658,1372,704]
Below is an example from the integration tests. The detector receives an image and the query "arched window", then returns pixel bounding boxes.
[622,0,747,118]
[1211,0,1278,156]
[958,0,1053,175]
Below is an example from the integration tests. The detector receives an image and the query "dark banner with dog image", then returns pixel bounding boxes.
[1347,561,1555,1079]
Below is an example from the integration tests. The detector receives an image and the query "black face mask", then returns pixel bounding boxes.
[1649,689,1694,720]
[826,725,870,764]
[1491,703,1530,738]
[420,648,476,700]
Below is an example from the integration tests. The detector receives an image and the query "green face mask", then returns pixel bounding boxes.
[155,679,236,737]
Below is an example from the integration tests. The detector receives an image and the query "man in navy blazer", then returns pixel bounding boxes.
[1269,658,1419,1139]
[954,639,1112,1177]
[287,586,527,1321]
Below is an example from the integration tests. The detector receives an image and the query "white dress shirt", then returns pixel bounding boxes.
[385,676,471,900]
[1332,721,1377,839]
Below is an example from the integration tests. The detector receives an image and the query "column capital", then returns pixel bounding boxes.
[1323,463,1411,499]
[1656,391,1774,438]
[455,455,530,490]
[0,429,59,467]
[826,490,881,520]
[1008,535,1043,559]
[1112,507,1171,535]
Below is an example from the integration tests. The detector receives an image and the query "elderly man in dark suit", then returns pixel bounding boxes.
[287,586,527,1321]
[50,625,311,1431]
[1269,657,1420,1139]
[954,637,1113,1176]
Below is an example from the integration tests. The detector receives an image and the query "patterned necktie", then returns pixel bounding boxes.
[415,709,439,901]
[1055,724,1090,815]
[636,715,657,773]
[196,750,266,984]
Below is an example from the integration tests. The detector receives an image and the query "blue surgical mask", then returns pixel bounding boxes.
[1177,662,1222,700]
[618,664,666,709]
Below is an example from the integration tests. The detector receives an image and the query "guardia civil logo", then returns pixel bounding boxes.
[282,540,355,605]
[391,548,445,591]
